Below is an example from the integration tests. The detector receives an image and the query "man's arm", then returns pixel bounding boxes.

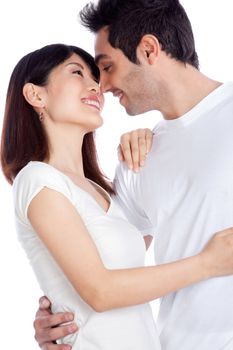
[34,297,78,350]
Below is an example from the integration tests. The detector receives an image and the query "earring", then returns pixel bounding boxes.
[39,112,44,122]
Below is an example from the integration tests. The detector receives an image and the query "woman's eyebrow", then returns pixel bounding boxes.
[66,62,84,70]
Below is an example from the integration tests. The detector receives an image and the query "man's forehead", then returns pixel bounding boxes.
[94,27,110,52]
[95,27,108,44]
[95,54,111,65]
[94,27,121,64]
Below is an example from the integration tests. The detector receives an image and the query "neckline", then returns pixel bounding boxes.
[87,178,112,214]
[157,82,232,130]
[28,161,112,215]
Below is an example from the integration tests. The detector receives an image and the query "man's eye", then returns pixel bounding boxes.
[73,70,83,76]
[103,65,112,72]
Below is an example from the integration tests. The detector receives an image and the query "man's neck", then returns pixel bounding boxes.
[159,63,222,120]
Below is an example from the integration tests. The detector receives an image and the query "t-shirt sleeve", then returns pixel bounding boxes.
[13,164,73,226]
[113,163,156,237]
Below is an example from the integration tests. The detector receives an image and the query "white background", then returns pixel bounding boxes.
[0,1,232,348]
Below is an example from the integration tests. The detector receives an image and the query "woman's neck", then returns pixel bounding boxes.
[45,125,85,178]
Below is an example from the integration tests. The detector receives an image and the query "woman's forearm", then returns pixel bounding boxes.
[91,254,207,311]
[84,228,233,311]
[28,189,233,313]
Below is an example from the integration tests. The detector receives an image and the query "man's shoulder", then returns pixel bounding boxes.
[114,162,136,185]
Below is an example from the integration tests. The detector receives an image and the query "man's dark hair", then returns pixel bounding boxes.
[80,0,199,69]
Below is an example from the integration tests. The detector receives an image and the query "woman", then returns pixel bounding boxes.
[1,43,233,350]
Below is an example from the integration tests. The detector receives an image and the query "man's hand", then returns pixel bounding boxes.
[34,296,78,350]
[118,128,153,172]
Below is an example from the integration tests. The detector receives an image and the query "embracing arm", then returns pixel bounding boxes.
[33,297,78,350]
[29,188,233,312]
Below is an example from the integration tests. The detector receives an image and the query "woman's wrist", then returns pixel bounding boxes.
[196,251,213,280]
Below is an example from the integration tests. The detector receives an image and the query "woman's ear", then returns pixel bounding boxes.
[23,83,45,108]
[137,34,161,64]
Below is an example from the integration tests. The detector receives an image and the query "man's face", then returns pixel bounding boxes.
[95,28,157,116]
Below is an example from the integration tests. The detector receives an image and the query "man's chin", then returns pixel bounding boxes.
[125,105,151,116]
[125,108,137,116]
[124,102,140,116]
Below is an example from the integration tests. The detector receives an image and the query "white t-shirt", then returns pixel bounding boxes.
[13,161,161,350]
[114,82,233,350]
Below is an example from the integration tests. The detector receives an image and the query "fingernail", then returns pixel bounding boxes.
[40,298,49,307]
[140,160,145,167]
[68,324,78,333]
[66,313,74,322]
[64,346,72,350]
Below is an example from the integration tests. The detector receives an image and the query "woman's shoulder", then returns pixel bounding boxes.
[13,162,75,220]
[14,161,64,183]
[13,161,71,196]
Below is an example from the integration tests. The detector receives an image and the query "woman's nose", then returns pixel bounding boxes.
[88,82,101,95]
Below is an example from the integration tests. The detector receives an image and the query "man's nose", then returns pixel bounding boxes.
[99,75,111,93]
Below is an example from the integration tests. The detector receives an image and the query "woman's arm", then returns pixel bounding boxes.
[28,187,233,312]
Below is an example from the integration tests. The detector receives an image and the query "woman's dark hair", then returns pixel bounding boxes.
[1,43,114,194]
[80,0,199,69]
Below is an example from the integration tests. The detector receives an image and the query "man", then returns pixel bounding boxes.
[34,1,233,349]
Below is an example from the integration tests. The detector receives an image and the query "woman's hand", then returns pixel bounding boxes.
[118,128,153,172]
[199,227,233,278]
[34,296,77,350]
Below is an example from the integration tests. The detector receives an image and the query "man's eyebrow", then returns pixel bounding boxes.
[95,54,111,65]
[66,62,84,70]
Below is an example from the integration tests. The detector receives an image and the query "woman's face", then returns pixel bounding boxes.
[43,53,104,133]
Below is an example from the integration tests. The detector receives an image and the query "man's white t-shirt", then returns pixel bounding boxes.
[114,82,233,350]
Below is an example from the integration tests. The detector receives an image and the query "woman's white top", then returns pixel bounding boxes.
[13,161,161,350]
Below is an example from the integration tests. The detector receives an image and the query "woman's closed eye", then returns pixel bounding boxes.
[73,70,84,77]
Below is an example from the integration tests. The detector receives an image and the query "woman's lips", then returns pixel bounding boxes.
[81,97,101,111]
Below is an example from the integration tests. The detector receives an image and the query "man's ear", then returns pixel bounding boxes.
[23,83,46,108]
[137,34,161,64]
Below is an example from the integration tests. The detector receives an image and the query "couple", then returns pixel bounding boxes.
[1,1,233,350]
